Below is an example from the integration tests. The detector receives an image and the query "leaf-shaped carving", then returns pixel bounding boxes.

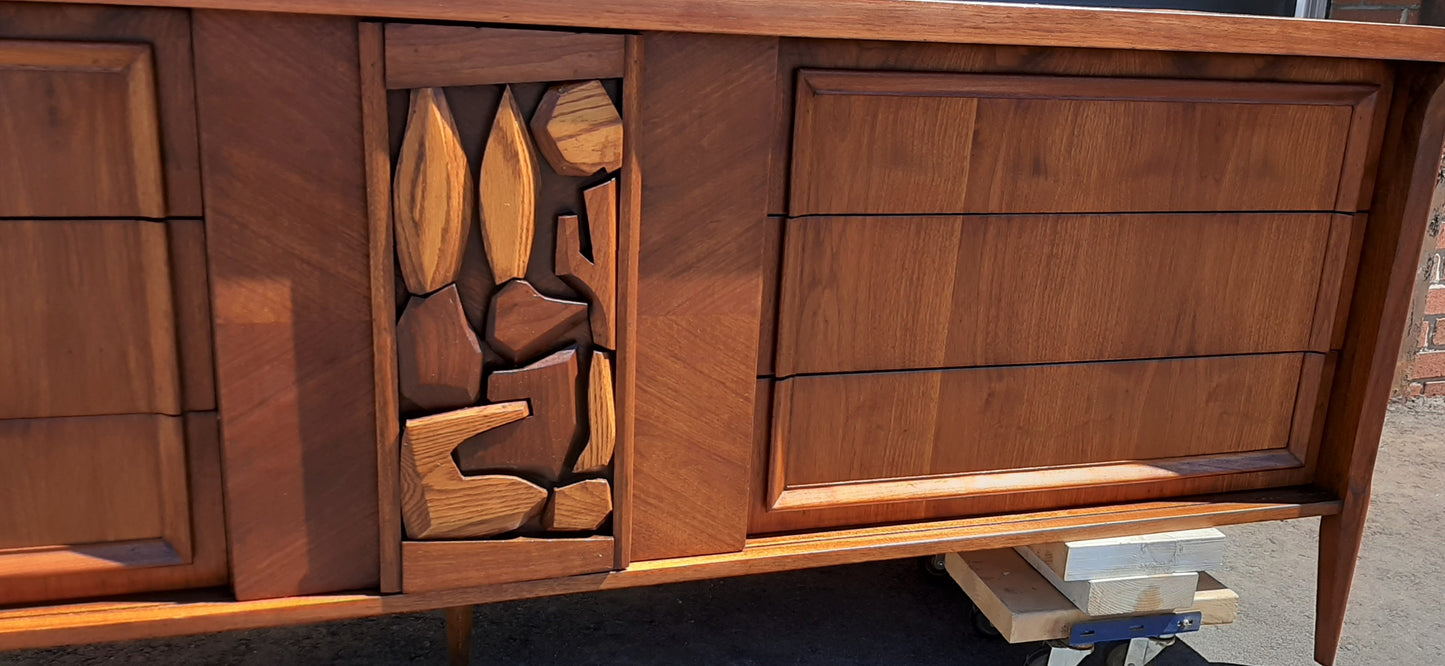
[393,87,473,295]
[479,85,539,284]
[399,401,549,539]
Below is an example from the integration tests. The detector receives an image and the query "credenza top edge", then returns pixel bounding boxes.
[9,0,1445,64]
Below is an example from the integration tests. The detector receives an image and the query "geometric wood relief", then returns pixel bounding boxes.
[399,401,548,538]
[478,85,538,284]
[485,279,588,365]
[455,346,581,482]
[384,46,624,544]
[396,285,484,412]
[572,350,616,474]
[544,478,613,531]
[394,87,473,295]
[557,179,619,349]
[531,80,623,177]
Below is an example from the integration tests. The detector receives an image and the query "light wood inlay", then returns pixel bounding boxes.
[557,179,619,350]
[479,85,539,284]
[394,87,473,295]
[531,80,623,177]
[544,479,613,531]
[573,351,616,474]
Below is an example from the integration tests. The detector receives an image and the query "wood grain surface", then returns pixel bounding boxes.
[402,537,614,593]
[0,39,164,217]
[771,355,1307,511]
[544,479,614,531]
[455,347,581,481]
[532,80,624,177]
[0,413,228,606]
[791,71,1372,215]
[359,20,400,594]
[21,0,1445,62]
[629,33,778,561]
[1313,63,1445,666]
[0,488,1336,652]
[393,87,472,295]
[484,279,588,365]
[167,220,216,412]
[397,285,483,412]
[399,401,545,539]
[479,85,538,284]
[556,179,619,350]
[770,40,1392,215]
[194,10,378,600]
[384,24,624,89]
[572,350,616,474]
[0,3,202,216]
[775,214,1337,375]
[0,220,181,420]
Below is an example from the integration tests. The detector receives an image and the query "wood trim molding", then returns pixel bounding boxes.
[0,487,1339,652]
[10,0,1445,62]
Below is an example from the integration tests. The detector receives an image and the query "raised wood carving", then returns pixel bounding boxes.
[455,347,581,481]
[544,479,613,531]
[393,87,473,294]
[572,351,616,474]
[397,285,484,411]
[557,179,618,349]
[531,80,623,177]
[485,279,588,365]
[479,85,538,284]
[400,401,548,539]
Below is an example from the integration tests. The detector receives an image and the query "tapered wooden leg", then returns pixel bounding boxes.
[445,605,474,666]
[1315,503,1369,666]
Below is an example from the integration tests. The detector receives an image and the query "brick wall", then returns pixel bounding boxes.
[1330,0,1421,22]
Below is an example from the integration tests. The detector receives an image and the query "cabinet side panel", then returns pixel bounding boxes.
[193,11,379,599]
[630,33,778,561]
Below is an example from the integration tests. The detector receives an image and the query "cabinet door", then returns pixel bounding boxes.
[0,6,225,604]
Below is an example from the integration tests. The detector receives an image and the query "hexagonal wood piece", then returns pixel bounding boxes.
[544,478,613,531]
[400,401,548,539]
[486,279,588,365]
[531,80,622,177]
[572,350,616,474]
[397,285,483,411]
[454,346,581,482]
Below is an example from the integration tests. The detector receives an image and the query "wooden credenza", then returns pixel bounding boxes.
[2,2,1443,664]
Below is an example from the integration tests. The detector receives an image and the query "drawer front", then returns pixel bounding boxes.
[775,213,1351,375]
[789,70,1379,215]
[766,354,1320,512]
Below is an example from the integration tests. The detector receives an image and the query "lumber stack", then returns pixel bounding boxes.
[946,528,1237,643]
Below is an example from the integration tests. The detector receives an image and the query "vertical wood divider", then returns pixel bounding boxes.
[359,21,401,594]
[614,34,644,569]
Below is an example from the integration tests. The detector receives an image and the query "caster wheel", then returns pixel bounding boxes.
[1023,649,1050,666]
[968,602,1002,638]
[922,554,949,577]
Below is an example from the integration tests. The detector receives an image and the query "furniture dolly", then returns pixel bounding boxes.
[1,2,1443,664]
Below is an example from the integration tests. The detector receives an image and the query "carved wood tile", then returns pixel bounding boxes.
[455,346,581,482]
[485,279,588,365]
[479,85,538,284]
[531,80,623,177]
[572,350,616,474]
[544,478,613,531]
[394,87,473,294]
[557,178,618,350]
[397,285,484,411]
[400,401,548,539]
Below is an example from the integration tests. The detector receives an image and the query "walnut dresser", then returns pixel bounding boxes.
[1,2,1443,664]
